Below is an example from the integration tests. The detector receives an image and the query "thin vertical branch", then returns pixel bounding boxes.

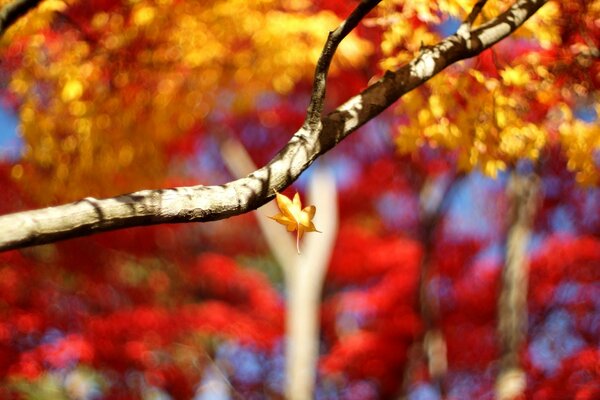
[398,174,461,399]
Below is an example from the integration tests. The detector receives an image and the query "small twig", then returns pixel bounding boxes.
[464,0,488,27]
[304,0,381,130]
[0,0,42,36]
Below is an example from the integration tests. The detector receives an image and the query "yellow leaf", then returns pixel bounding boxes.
[500,66,530,86]
[62,80,83,102]
[269,191,320,254]
[133,6,156,26]
[39,0,67,12]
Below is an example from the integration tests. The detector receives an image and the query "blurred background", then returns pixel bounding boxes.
[0,0,599,399]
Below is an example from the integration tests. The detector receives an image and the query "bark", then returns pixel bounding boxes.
[0,0,549,252]
[0,0,41,35]
[220,138,297,274]
[496,171,540,400]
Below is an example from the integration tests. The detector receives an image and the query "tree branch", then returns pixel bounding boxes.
[0,0,549,252]
[304,0,381,130]
[456,0,491,44]
[0,0,42,35]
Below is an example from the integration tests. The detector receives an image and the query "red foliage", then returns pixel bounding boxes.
[326,223,422,285]
[321,224,422,396]
[322,331,409,392]
[187,253,284,333]
[529,236,600,309]
[529,348,600,400]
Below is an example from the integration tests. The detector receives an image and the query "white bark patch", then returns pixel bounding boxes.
[338,95,363,132]
[507,6,528,24]
[478,22,511,47]
[457,24,472,48]
[410,50,437,79]
[294,126,312,141]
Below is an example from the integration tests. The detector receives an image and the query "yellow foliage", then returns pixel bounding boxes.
[382,0,599,181]
[396,72,547,178]
[500,66,530,87]
[1,0,371,203]
[377,0,562,71]
[2,0,598,196]
[559,107,600,185]
[61,80,83,102]
[132,5,156,26]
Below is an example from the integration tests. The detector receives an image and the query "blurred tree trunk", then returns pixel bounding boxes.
[496,171,540,400]
[398,176,459,399]
[285,169,337,400]
[195,361,234,400]
[221,139,338,400]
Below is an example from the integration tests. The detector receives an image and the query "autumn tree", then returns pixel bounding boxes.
[0,0,599,399]
[0,0,558,249]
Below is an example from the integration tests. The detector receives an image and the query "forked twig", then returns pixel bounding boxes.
[457,0,488,40]
[304,0,381,130]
